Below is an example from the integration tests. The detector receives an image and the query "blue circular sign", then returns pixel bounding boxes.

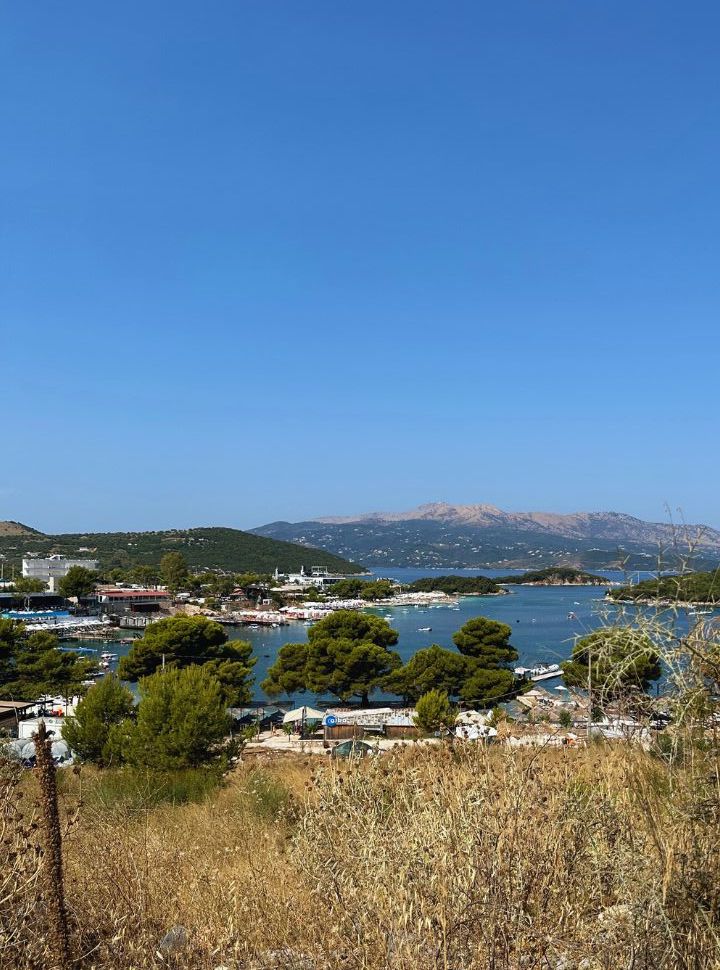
[325,715,337,727]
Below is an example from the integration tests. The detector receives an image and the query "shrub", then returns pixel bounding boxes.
[413,689,454,733]
[62,675,134,766]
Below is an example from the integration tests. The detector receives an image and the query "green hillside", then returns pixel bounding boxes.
[0,526,362,575]
[496,567,608,585]
[610,570,720,604]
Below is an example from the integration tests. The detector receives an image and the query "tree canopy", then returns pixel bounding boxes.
[0,623,93,701]
[561,627,662,697]
[460,667,516,707]
[10,577,47,594]
[495,567,607,585]
[0,619,25,686]
[328,579,366,599]
[262,611,521,708]
[407,576,501,596]
[159,552,190,592]
[308,611,399,650]
[262,610,401,704]
[413,690,454,734]
[61,674,134,766]
[452,618,517,666]
[261,642,309,697]
[610,571,720,605]
[384,644,469,704]
[122,666,232,769]
[384,616,521,708]
[58,565,98,599]
[129,564,160,586]
[117,615,255,704]
[357,580,396,601]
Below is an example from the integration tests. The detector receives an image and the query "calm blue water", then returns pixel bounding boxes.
[67,568,716,701]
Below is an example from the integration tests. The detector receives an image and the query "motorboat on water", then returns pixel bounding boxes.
[417,626,432,632]
[514,663,563,683]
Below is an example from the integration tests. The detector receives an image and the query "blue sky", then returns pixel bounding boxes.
[2,2,719,532]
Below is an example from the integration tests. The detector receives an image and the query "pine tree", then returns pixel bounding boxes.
[61,675,134,765]
[124,666,232,769]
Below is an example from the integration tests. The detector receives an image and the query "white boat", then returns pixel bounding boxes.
[100,652,117,660]
[417,626,432,632]
[514,663,562,682]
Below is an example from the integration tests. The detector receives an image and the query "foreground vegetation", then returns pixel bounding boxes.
[4,740,720,970]
[5,589,720,968]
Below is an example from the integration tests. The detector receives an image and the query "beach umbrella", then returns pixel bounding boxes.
[282,706,324,724]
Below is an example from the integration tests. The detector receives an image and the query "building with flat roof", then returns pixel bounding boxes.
[22,555,99,591]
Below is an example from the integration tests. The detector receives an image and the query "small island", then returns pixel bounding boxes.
[609,571,720,606]
[406,575,504,596]
[495,567,609,586]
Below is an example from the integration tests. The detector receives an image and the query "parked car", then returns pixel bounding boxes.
[329,739,377,759]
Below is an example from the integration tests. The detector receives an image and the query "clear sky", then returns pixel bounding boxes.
[2,2,719,533]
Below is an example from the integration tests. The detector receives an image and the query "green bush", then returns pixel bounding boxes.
[84,766,223,812]
[414,689,454,734]
[558,709,573,729]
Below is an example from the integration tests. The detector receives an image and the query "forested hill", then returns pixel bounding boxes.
[0,526,362,575]
[609,571,720,604]
[253,517,720,571]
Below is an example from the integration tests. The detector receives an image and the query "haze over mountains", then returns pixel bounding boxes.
[254,502,720,571]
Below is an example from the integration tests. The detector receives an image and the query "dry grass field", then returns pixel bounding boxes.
[3,738,720,970]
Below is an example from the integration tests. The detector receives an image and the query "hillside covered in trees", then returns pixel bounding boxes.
[496,567,608,585]
[0,526,361,575]
[610,570,720,604]
[406,575,503,595]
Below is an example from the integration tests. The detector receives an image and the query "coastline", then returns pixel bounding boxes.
[501,581,616,588]
[607,596,720,608]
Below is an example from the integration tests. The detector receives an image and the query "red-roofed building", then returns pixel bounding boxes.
[97,589,171,624]
[98,588,170,603]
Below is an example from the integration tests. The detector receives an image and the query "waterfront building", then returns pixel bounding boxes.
[96,587,171,627]
[273,565,354,589]
[22,554,99,591]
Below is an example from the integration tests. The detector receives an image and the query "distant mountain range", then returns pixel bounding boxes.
[0,524,361,575]
[253,502,720,571]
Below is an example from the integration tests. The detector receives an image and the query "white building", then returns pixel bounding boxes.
[273,565,348,589]
[22,554,99,591]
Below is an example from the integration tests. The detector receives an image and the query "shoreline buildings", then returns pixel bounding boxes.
[22,554,100,591]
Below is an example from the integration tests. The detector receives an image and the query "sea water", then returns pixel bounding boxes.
[70,568,714,701]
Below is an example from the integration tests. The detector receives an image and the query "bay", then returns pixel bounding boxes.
[70,567,710,701]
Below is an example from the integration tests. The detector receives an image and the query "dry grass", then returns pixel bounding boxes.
[3,742,720,970]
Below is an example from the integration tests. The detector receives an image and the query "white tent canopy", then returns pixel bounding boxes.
[455,710,490,726]
[282,706,324,724]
